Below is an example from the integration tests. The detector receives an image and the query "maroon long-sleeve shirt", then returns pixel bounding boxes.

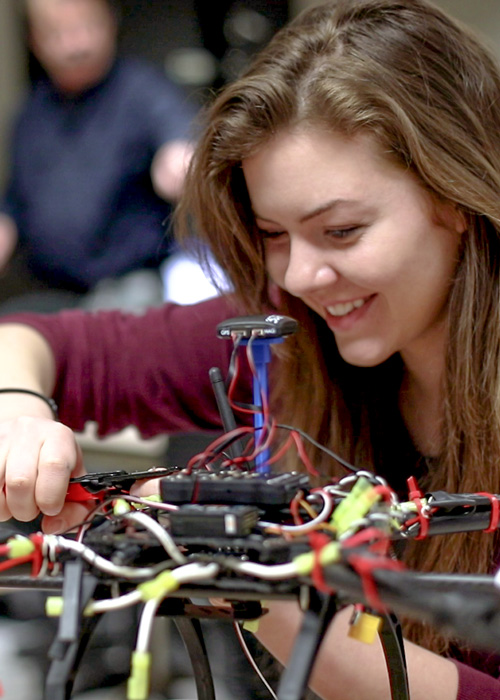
[2,294,500,698]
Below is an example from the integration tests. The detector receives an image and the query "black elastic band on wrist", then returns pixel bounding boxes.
[0,388,59,420]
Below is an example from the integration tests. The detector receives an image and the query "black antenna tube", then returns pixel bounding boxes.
[209,366,241,459]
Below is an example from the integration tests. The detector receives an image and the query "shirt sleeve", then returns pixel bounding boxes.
[0,295,249,438]
[453,659,500,699]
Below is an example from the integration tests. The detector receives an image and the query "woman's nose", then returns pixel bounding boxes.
[59,26,95,58]
[284,238,338,297]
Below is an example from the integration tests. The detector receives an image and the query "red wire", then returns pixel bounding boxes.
[372,484,396,503]
[290,492,305,525]
[221,440,256,468]
[227,335,241,401]
[252,419,277,456]
[266,433,295,466]
[227,347,257,417]
[225,336,320,476]
[0,554,34,573]
[186,425,255,472]
[291,431,320,477]
[224,418,279,469]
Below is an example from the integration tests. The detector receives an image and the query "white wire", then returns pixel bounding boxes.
[83,562,221,616]
[338,471,384,487]
[258,489,334,534]
[224,558,299,580]
[337,471,400,506]
[37,536,50,579]
[134,562,220,653]
[115,493,179,512]
[233,621,278,700]
[322,485,350,497]
[173,561,220,585]
[136,598,161,653]
[55,536,168,580]
[89,590,143,614]
[122,510,187,565]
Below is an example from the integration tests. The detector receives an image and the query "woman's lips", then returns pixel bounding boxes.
[325,294,375,330]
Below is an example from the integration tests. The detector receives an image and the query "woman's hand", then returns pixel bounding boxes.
[0,416,87,533]
[130,474,162,499]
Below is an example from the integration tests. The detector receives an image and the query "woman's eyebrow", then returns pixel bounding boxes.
[255,198,360,225]
[299,198,352,223]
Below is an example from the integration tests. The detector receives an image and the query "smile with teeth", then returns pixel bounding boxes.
[326,298,367,317]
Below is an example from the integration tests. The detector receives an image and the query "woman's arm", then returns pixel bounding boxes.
[0,323,55,400]
[255,601,459,700]
[0,296,246,530]
[0,323,83,530]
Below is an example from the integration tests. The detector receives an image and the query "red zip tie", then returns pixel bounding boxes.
[29,533,44,576]
[407,475,423,501]
[341,527,391,555]
[476,492,500,533]
[348,553,405,612]
[407,476,430,540]
[308,531,335,594]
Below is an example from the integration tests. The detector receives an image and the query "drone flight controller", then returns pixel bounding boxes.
[160,469,310,508]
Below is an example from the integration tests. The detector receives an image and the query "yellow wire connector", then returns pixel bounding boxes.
[137,570,180,601]
[45,596,96,617]
[45,596,64,618]
[127,650,152,700]
[348,610,383,644]
[7,535,36,558]
[332,477,381,535]
[113,498,132,516]
[293,541,340,576]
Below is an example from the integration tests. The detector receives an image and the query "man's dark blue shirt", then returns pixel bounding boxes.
[2,57,197,292]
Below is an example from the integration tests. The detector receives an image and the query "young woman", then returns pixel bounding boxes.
[0,0,499,697]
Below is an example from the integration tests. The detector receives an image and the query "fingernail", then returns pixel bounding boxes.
[46,518,65,533]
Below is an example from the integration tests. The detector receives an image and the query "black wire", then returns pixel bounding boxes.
[188,419,359,476]
[188,429,255,470]
[277,423,360,475]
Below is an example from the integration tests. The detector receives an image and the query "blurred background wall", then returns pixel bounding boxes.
[292,0,500,35]
[1,0,500,190]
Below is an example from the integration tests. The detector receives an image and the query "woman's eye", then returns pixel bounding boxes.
[326,227,359,239]
[259,229,286,239]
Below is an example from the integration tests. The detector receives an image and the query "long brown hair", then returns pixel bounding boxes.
[178,0,500,654]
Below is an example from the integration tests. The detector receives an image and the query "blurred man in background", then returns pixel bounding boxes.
[0,0,196,313]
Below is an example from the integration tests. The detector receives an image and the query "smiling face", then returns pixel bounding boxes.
[242,128,465,371]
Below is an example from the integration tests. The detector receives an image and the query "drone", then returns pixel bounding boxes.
[1,315,500,700]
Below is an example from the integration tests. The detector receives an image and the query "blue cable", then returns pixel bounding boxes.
[243,337,283,474]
